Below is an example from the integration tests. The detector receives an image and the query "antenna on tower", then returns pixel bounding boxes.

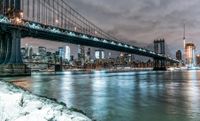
[183,24,185,40]
[183,24,186,49]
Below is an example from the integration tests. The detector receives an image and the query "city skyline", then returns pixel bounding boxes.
[1,1,200,121]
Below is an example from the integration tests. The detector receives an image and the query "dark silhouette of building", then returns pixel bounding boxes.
[196,55,200,66]
[176,50,182,61]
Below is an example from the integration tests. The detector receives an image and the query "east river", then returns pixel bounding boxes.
[3,70,200,121]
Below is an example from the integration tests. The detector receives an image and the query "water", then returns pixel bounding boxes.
[3,70,200,121]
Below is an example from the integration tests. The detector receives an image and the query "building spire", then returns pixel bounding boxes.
[183,24,186,49]
[183,24,185,40]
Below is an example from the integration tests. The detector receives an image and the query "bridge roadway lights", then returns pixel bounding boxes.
[0,29,30,76]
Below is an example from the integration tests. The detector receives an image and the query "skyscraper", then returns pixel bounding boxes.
[38,46,47,56]
[196,55,200,66]
[58,47,65,59]
[65,46,70,61]
[183,24,186,64]
[86,48,91,61]
[185,43,196,67]
[95,50,105,59]
[77,45,85,65]
[176,50,182,61]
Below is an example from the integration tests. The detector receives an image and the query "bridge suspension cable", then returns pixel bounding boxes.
[20,0,123,42]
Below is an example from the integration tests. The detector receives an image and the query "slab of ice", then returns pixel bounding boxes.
[0,80,92,121]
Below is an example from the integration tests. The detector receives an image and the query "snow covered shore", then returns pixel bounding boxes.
[0,80,92,121]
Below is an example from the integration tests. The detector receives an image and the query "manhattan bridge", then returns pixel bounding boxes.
[0,0,179,74]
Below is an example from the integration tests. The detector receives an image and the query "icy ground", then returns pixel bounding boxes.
[0,80,92,121]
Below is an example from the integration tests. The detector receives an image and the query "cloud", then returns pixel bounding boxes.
[66,0,200,54]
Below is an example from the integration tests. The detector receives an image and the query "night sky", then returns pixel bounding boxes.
[23,0,200,56]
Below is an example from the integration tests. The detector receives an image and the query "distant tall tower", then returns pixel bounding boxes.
[183,24,186,49]
[176,50,182,61]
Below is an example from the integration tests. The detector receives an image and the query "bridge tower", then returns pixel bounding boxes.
[153,39,167,70]
[0,0,30,76]
[0,29,30,76]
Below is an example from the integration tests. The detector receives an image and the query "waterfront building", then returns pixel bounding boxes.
[38,46,46,56]
[95,50,100,59]
[95,50,105,59]
[58,47,65,59]
[77,45,85,65]
[86,48,91,62]
[185,43,196,67]
[65,46,70,61]
[28,46,33,60]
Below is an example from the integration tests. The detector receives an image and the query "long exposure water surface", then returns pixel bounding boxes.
[3,70,200,121]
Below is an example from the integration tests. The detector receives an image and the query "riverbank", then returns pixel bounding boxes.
[30,67,153,76]
[0,80,92,121]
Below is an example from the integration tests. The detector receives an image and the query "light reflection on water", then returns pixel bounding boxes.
[3,70,200,121]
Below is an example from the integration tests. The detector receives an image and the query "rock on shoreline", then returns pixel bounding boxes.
[0,80,92,121]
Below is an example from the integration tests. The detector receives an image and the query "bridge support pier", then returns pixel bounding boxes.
[0,29,30,76]
[153,39,167,71]
[153,59,166,71]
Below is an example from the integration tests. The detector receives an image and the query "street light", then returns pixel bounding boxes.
[55,19,59,23]
[19,11,24,18]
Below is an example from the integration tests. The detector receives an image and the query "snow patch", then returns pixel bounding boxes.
[0,80,92,121]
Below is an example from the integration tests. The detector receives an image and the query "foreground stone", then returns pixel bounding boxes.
[0,80,91,121]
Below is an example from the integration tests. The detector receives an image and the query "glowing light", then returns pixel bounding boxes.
[81,34,89,39]
[118,43,122,46]
[111,41,116,45]
[19,12,24,18]
[124,45,128,48]
[103,40,108,43]
[68,32,76,36]
[0,16,11,23]
[93,37,99,41]
[50,28,61,33]
[15,17,21,24]
[55,19,59,23]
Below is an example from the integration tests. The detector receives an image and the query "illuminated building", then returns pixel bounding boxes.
[185,43,196,67]
[58,46,71,61]
[65,46,70,61]
[58,47,65,59]
[95,50,105,59]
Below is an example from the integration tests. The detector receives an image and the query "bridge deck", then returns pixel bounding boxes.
[0,15,178,63]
